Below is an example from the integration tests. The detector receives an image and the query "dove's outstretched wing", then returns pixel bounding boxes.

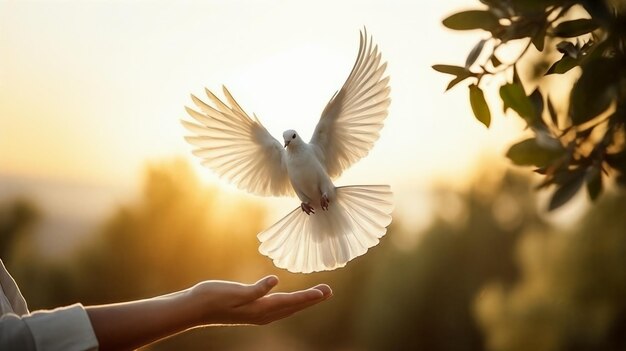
[182,86,293,197]
[310,29,391,179]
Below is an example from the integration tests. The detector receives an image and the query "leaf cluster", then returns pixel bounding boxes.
[434,0,626,209]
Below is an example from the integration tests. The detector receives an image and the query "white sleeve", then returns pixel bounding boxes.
[0,312,36,350]
[1,303,99,351]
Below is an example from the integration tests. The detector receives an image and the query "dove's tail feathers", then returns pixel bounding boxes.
[257,185,393,273]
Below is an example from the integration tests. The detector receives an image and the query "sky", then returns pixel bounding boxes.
[0,0,545,245]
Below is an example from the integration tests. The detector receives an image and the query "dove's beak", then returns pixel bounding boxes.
[284,140,290,148]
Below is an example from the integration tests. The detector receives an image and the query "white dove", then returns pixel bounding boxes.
[182,29,393,273]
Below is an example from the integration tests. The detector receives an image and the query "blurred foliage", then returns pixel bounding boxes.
[476,192,626,351]
[434,0,626,209]
[353,171,544,350]
[0,198,39,261]
[3,159,625,349]
[0,198,77,309]
[70,158,270,305]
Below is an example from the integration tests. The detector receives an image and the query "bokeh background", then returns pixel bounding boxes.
[1,1,625,350]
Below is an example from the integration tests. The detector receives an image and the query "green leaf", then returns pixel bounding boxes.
[556,41,579,58]
[512,65,522,85]
[465,39,487,68]
[549,172,585,210]
[432,64,468,76]
[499,83,535,122]
[528,88,543,126]
[506,138,565,167]
[570,58,617,125]
[545,55,578,75]
[432,65,473,91]
[547,96,558,127]
[499,18,538,41]
[446,78,465,91]
[581,1,612,26]
[446,75,469,91]
[442,10,499,31]
[553,19,599,38]
[531,20,548,52]
[531,27,546,51]
[490,54,502,68]
[469,84,491,127]
[586,166,602,201]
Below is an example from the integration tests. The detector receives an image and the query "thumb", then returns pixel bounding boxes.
[243,275,279,301]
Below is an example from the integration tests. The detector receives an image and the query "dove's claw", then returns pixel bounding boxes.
[320,194,329,211]
[301,202,315,215]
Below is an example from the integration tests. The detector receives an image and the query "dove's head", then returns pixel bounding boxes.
[283,130,302,148]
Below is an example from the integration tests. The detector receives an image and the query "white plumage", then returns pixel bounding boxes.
[182,29,393,273]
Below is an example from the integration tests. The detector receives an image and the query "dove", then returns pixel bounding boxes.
[182,29,393,273]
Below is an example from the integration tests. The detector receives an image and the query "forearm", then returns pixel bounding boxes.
[84,277,331,350]
[85,288,201,351]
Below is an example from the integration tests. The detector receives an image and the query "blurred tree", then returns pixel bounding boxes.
[71,158,270,304]
[274,237,393,350]
[475,192,626,351]
[0,198,76,310]
[353,171,545,351]
[10,158,624,350]
[0,198,39,261]
[61,158,284,350]
[434,0,626,209]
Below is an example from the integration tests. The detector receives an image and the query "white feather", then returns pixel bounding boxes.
[310,28,391,179]
[183,29,393,273]
[182,86,293,197]
[258,186,393,273]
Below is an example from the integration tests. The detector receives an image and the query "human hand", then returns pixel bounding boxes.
[189,276,332,326]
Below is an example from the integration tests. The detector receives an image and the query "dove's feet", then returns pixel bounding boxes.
[301,202,315,215]
[320,193,329,211]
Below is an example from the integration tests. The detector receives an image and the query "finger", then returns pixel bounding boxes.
[311,284,332,298]
[260,287,327,310]
[240,275,279,303]
[256,288,332,324]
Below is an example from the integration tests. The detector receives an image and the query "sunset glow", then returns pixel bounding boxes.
[1,0,525,189]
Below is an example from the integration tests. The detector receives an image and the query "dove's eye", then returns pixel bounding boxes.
[292,134,296,139]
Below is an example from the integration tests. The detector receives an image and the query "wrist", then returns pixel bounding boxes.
[179,286,208,328]
[186,282,226,326]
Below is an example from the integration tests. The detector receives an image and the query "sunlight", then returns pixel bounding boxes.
[0,0,521,235]
[0,0,493,189]
[3,2,625,350]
